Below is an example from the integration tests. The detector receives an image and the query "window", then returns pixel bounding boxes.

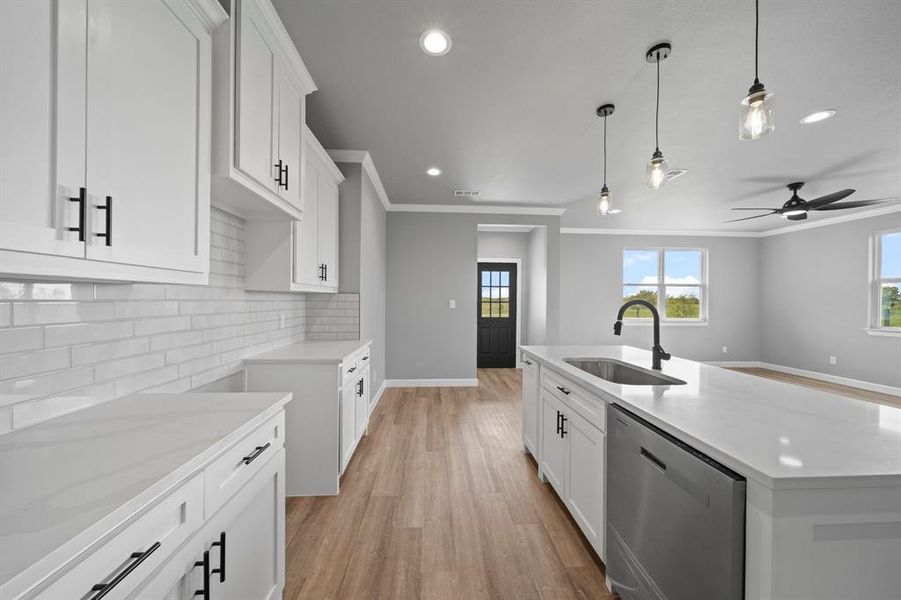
[873,230,901,330]
[481,269,511,318]
[622,248,706,321]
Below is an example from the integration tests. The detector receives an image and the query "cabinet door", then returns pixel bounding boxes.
[522,360,539,454]
[84,0,209,273]
[340,378,356,473]
[293,156,319,286]
[355,368,370,440]
[317,175,339,288]
[235,0,277,192]
[274,61,302,210]
[128,534,204,600]
[204,448,285,600]
[0,0,86,259]
[565,409,605,559]
[540,390,567,498]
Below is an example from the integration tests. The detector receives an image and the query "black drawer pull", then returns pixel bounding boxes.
[347,366,357,374]
[95,195,112,246]
[523,359,532,365]
[242,442,271,465]
[68,186,86,242]
[641,447,667,472]
[560,415,567,438]
[210,531,226,583]
[556,385,570,395]
[193,550,210,600]
[362,355,369,361]
[90,541,160,599]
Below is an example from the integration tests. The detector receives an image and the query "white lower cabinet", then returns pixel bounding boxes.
[522,357,539,455]
[355,366,371,440]
[340,377,357,473]
[535,362,606,561]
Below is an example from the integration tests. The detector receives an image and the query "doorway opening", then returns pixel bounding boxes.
[477,262,518,368]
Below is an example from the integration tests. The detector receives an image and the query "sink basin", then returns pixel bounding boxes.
[563,358,686,386]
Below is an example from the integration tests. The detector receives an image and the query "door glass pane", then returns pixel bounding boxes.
[881,232,901,278]
[490,287,500,299]
[482,271,491,286]
[622,286,657,317]
[665,286,701,318]
[491,302,500,317]
[623,250,658,284]
[500,301,510,317]
[500,271,510,286]
[500,287,509,299]
[881,282,901,327]
[491,271,500,286]
[664,250,702,285]
[481,300,491,318]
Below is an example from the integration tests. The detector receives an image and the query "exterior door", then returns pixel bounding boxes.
[477,262,517,368]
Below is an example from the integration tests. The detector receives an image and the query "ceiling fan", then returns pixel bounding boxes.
[725,182,887,223]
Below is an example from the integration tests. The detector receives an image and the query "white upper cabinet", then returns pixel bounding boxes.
[244,127,342,294]
[211,0,314,220]
[0,0,223,283]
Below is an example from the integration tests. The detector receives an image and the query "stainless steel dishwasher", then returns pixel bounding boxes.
[606,404,746,600]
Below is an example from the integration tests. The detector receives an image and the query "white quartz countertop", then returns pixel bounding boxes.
[243,339,371,364]
[521,345,901,489]
[0,391,291,591]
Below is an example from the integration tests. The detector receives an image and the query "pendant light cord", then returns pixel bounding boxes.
[603,115,608,187]
[655,58,660,152]
[754,0,760,85]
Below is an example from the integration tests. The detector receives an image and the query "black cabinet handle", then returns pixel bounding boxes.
[282,163,288,190]
[318,263,325,281]
[242,442,271,465]
[556,385,570,395]
[68,186,86,242]
[347,366,357,374]
[274,160,284,187]
[323,263,328,282]
[357,379,364,396]
[556,410,562,435]
[95,195,112,246]
[89,541,160,599]
[560,415,568,438]
[210,531,226,583]
[193,550,210,600]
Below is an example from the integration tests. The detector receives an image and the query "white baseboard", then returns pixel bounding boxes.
[705,360,901,397]
[384,378,479,388]
[706,361,762,368]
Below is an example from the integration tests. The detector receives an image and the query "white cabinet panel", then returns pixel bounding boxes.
[235,0,277,193]
[340,378,356,473]
[355,366,370,439]
[0,0,86,259]
[522,358,539,455]
[317,175,339,289]
[294,159,319,286]
[275,60,303,210]
[540,390,567,497]
[566,408,605,559]
[128,534,203,600]
[84,0,209,274]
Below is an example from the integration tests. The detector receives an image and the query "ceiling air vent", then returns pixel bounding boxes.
[453,190,481,198]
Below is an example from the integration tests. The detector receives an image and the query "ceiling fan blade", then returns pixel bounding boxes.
[814,199,888,211]
[806,189,855,208]
[731,207,783,211]
[724,212,776,223]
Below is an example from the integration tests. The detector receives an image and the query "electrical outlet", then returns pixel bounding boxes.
[449,299,456,309]
[279,313,286,329]
[829,356,837,365]
[721,346,728,354]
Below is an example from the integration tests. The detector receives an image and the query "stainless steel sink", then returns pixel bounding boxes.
[563,358,686,386]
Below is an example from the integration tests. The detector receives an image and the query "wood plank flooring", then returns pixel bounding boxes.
[727,367,901,409]
[284,369,612,600]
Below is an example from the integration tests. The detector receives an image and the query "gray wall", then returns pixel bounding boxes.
[387,213,560,380]
[558,233,762,362]
[527,227,548,345]
[337,165,362,293]
[760,212,901,387]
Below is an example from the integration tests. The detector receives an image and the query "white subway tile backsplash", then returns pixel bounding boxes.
[44,321,135,347]
[13,302,115,326]
[0,208,357,433]
[0,327,43,354]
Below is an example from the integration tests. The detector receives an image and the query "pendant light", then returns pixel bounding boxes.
[645,42,671,190]
[595,103,616,215]
[739,0,774,140]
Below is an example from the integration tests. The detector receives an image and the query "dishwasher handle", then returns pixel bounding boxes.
[640,446,667,472]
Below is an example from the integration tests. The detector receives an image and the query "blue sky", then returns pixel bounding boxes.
[883,232,900,278]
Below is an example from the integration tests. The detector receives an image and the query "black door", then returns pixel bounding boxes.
[477,263,517,368]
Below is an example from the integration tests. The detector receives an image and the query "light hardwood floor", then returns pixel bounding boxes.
[727,367,901,409]
[284,368,612,600]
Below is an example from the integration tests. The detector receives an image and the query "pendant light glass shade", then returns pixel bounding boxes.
[646,150,668,190]
[596,186,612,215]
[739,86,774,140]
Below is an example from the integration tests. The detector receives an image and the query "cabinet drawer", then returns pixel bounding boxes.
[36,473,203,600]
[541,368,606,433]
[204,410,285,517]
[340,346,370,387]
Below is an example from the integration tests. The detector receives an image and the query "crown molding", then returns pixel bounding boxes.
[253,0,316,94]
[390,204,566,216]
[327,150,391,211]
[304,126,343,183]
[186,0,228,31]
[477,224,537,233]
[562,202,900,238]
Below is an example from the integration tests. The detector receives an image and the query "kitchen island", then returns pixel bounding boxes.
[520,345,901,600]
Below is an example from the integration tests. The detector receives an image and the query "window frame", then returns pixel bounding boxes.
[868,228,901,336]
[622,247,709,324]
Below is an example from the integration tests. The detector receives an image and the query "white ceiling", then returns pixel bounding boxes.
[273,0,901,231]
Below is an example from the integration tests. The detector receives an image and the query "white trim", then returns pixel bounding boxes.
[868,227,901,332]
[390,203,566,216]
[706,361,762,368]
[624,320,709,327]
[864,328,901,338]
[303,126,344,183]
[327,150,392,211]
[478,224,536,233]
[384,378,479,388]
[369,379,387,416]
[561,203,900,239]
[706,361,900,397]
[185,0,228,31]
[251,0,316,93]
[479,258,523,367]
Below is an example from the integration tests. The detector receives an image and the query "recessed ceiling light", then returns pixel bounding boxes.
[419,29,451,56]
[799,109,836,124]
[426,167,441,176]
